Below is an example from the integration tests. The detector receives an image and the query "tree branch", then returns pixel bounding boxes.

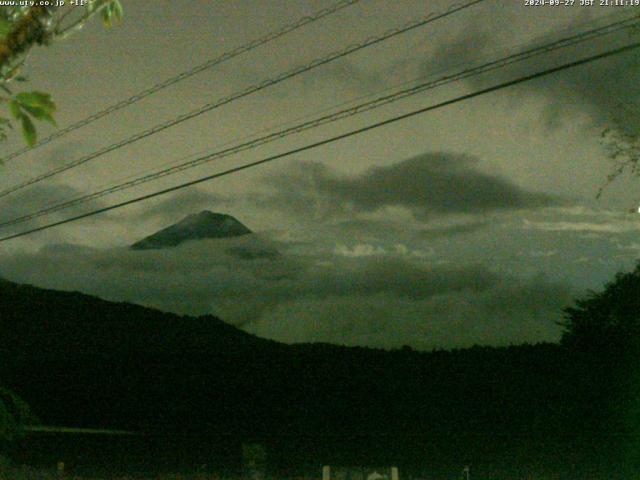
[54,1,110,39]
[0,6,58,77]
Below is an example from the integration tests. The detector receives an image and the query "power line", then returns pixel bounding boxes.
[0,0,487,200]
[1,13,637,229]
[1,40,638,243]
[40,8,634,203]
[0,0,362,164]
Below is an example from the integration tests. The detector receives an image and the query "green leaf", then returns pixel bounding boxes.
[20,114,36,147]
[0,17,11,39]
[16,91,55,112]
[86,0,102,14]
[102,1,123,28]
[112,0,123,22]
[102,4,113,27]
[21,104,57,126]
[9,100,21,120]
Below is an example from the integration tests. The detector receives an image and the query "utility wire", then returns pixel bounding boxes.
[0,0,487,200]
[0,0,362,163]
[40,8,633,202]
[1,40,638,243]
[1,13,637,229]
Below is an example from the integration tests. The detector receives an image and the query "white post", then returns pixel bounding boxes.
[323,465,331,480]
[391,467,399,480]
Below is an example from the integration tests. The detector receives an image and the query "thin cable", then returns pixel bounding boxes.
[49,8,636,196]
[2,14,637,229]
[1,0,362,163]
[0,0,487,200]
[1,40,638,243]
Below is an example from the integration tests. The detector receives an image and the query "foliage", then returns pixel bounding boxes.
[559,260,640,352]
[597,121,640,198]
[0,1,123,150]
[2,89,56,146]
[0,386,37,442]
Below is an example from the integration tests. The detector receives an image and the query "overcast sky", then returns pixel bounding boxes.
[0,0,639,350]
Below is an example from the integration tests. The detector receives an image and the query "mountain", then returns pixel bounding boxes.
[130,211,252,250]
[0,279,266,356]
[0,280,625,477]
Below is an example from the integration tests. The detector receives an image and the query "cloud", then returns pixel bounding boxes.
[249,278,573,349]
[436,12,640,130]
[521,204,640,233]
[119,189,231,223]
[261,153,556,220]
[413,221,490,239]
[523,218,640,234]
[0,233,575,350]
[419,22,494,79]
[288,218,488,252]
[0,184,83,224]
[298,60,387,94]
[0,183,113,237]
[525,23,640,131]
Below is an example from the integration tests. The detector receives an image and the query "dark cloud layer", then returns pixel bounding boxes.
[121,189,231,223]
[526,22,640,131]
[0,234,575,350]
[0,183,111,237]
[436,12,640,131]
[264,153,556,219]
[420,23,494,79]
[332,218,488,242]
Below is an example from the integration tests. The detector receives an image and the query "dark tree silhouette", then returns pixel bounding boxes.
[559,260,640,353]
[559,261,640,474]
[0,387,37,440]
[0,386,37,468]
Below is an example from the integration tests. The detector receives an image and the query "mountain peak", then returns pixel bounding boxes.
[178,210,230,226]
[131,211,251,250]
